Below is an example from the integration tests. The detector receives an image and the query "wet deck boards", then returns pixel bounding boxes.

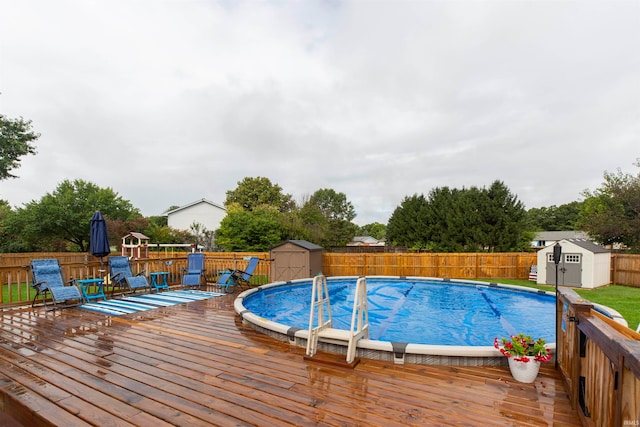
[0,287,581,426]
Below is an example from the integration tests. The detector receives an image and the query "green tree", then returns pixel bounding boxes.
[143,222,194,251]
[7,179,141,252]
[106,217,149,249]
[0,114,39,180]
[189,222,216,251]
[278,208,312,242]
[300,188,358,247]
[386,194,429,250]
[579,160,640,251]
[141,209,199,251]
[481,181,527,252]
[215,204,284,251]
[225,176,294,212]
[525,202,583,231]
[0,199,22,252]
[358,222,386,240]
[148,215,168,228]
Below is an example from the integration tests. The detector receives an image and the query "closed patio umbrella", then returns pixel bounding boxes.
[89,211,111,273]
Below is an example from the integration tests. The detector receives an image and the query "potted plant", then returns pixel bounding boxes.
[494,333,552,383]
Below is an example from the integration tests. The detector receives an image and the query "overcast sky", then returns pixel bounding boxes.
[1,0,638,226]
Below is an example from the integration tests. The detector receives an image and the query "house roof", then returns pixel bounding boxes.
[164,198,226,216]
[351,236,379,244]
[533,231,589,241]
[272,240,323,251]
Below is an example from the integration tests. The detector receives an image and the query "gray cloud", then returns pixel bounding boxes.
[1,0,638,225]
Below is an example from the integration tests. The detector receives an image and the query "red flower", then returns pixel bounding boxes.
[494,333,552,363]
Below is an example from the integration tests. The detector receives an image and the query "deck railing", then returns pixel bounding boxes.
[0,252,270,306]
[557,287,640,426]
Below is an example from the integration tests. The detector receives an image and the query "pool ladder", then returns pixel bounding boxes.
[305,274,369,364]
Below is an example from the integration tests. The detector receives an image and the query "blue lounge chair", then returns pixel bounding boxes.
[31,259,83,309]
[233,256,260,287]
[108,256,149,294]
[217,270,237,294]
[218,257,260,294]
[182,253,205,289]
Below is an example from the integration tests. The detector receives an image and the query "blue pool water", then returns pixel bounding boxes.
[242,277,556,346]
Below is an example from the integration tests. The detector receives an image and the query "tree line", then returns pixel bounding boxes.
[2,113,639,253]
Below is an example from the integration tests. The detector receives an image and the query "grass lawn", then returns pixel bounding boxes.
[477,278,640,332]
[1,283,36,305]
[574,285,640,332]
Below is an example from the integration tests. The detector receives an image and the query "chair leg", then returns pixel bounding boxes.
[31,291,40,308]
[43,291,54,311]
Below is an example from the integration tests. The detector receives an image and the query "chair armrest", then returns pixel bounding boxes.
[136,269,146,277]
[32,280,47,290]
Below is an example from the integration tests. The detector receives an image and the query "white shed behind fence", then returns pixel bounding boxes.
[536,238,611,289]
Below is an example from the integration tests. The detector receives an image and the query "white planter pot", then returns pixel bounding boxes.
[507,358,540,383]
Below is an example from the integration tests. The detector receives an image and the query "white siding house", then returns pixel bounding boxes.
[531,231,589,248]
[166,199,227,233]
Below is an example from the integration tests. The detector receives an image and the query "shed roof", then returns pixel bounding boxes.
[271,240,323,251]
[541,238,609,254]
[563,238,610,254]
[533,231,589,241]
[123,232,149,241]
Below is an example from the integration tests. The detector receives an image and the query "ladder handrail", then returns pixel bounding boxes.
[306,275,370,364]
[306,274,332,357]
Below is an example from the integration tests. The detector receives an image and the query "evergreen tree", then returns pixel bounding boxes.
[387,181,528,252]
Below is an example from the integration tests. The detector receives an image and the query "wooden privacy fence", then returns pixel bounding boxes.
[557,287,640,426]
[322,252,536,279]
[612,253,640,287]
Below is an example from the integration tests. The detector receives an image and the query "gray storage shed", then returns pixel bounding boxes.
[536,238,611,288]
[270,240,323,282]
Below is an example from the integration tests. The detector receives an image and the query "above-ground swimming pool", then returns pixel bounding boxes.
[234,276,557,366]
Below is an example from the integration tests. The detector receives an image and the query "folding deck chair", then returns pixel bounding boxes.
[217,271,237,294]
[182,253,205,289]
[108,256,149,295]
[218,257,260,294]
[31,259,83,309]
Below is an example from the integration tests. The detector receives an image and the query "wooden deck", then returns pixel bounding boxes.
[0,287,581,426]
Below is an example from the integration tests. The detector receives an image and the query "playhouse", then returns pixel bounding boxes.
[121,232,150,259]
[536,238,611,288]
